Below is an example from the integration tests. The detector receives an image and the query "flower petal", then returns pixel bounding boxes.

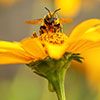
[81,45,100,87]
[67,40,94,53]
[0,41,33,64]
[68,19,100,87]
[44,42,68,59]
[69,19,100,41]
[67,40,100,87]
[82,25,100,41]
[21,37,47,60]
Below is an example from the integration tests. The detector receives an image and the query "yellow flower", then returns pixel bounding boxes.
[54,0,81,17]
[54,0,99,17]
[0,18,100,88]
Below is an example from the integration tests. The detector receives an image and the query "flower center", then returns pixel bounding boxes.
[39,32,68,44]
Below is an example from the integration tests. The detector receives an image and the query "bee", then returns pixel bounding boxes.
[26,7,72,35]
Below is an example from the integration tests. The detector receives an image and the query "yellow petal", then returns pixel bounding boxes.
[69,19,100,41]
[21,37,47,60]
[81,45,100,88]
[0,41,33,64]
[68,40,100,88]
[55,0,81,17]
[81,25,100,41]
[68,19,100,87]
[67,40,95,53]
[44,42,68,59]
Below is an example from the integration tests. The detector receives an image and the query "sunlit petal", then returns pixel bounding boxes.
[68,19,100,84]
[0,41,33,64]
[21,37,47,60]
[81,46,100,87]
[69,19,100,41]
[67,39,100,87]
[82,25,100,41]
[44,42,68,59]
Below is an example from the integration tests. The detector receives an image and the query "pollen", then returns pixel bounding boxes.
[39,32,68,44]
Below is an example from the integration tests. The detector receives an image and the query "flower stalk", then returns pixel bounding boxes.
[47,66,66,100]
[27,53,83,100]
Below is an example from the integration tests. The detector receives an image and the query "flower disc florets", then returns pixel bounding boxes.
[39,32,68,45]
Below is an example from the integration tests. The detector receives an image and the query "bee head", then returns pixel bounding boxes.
[44,7,61,25]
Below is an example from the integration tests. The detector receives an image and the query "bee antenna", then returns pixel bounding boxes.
[52,8,61,17]
[45,7,52,17]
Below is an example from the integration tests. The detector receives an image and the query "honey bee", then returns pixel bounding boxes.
[26,7,72,35]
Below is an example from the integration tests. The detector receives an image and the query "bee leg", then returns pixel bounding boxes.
[32,32,38,37]
[39,26,48,35]
[39,29,45,35]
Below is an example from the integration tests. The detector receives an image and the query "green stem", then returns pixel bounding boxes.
[48,69,66,100]
[56,74,66,100]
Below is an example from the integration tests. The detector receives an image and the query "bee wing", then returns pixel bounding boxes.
[60,18,73,24]
[25,18,43,25]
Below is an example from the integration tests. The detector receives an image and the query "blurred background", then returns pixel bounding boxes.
[0,0,100,100]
